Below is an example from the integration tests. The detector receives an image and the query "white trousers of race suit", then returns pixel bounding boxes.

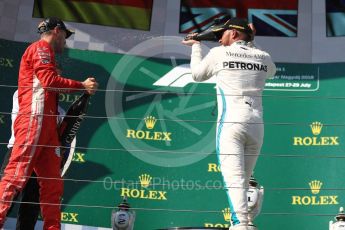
[216,108,263,229]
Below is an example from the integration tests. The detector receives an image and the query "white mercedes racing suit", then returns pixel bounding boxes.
[190,41,276,227]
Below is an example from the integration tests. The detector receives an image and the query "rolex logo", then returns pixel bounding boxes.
[293,121,339,146]
[291,180,338,206]
[309,180,322,194]
[139,174,152,188]
[127,115,172,142]
[204,207,231,227]
[120,174,167,200]
[222,208,231,222]
[310,122,323,135]
[144,116,157,129]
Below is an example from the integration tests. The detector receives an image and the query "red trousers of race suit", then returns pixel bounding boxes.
[0,120,63,229]
[0,39,83,229]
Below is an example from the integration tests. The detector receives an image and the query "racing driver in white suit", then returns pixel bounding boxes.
[182,17,276,230]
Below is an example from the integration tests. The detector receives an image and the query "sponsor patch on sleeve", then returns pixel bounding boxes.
[37,47,51,64]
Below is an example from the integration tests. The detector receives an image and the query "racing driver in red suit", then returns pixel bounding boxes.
[0,17,98,229]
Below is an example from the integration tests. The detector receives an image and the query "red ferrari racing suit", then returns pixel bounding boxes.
[0,39,83,229]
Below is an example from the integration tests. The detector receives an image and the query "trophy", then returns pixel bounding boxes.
[111,196,136,230]
[329,207,345,230]
[247,176,264,225]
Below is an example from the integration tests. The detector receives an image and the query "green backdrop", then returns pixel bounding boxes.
[0,39,344,229]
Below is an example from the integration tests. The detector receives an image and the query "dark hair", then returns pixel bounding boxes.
[236,30,252,42]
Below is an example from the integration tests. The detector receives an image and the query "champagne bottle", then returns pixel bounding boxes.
[184,18,226,42]
[58,93,90,172]
[59,93,90,146]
